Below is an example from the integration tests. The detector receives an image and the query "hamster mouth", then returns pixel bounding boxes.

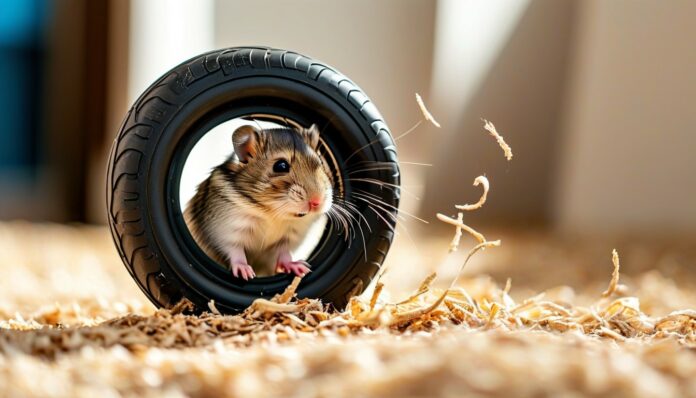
[295,212,307,218]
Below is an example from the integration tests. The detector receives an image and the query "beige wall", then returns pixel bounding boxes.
[555,0,696,233]
[214,0,437,215]
[98,0,696,234]
[423,0,696,234]
[422,0,577,227]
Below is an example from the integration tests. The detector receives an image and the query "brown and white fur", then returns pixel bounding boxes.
[183,123,332,280]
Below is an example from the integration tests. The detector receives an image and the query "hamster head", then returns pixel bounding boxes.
[228,123,333,219]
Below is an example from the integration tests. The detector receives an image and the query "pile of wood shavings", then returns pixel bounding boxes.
[1,223,696,397]
[2,246,694,360]
[3,328,695,397]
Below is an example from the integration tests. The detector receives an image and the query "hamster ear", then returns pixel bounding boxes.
[302,124,320,150]
[232,125,262,163]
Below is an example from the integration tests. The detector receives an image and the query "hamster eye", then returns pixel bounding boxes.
[273,159,290,173]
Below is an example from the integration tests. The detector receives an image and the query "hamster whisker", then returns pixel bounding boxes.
[346,178,421,201]
[341,203,371,233]
[398,161,432,166]
[393,119,423,141]
[344,160,432,171]
[332,202,358,239]
[365,205,396,234]
[335,201,368,249]
[333,196,372,233]
[325,210,345,240]
[342,119,425,165]
[347,167,398,175]
[342,138,384,166]
[333,202,367,261]
[351,188,384,202]
[329,197,369,258]
[349,193,420,256]
[352,191,428,224]
[328,206,352,243]
[351,194,402,224]
[335,208,354,242]
[324,210,339,238]
[345,177,400,189]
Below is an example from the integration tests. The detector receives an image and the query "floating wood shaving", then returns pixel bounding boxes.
[447,212,464,252]
[483,119,513,161]
[456,176,490,211]
[602,249,621,297]
[448,240,502,290]
[415,93,441,128]
[437,213,486,244]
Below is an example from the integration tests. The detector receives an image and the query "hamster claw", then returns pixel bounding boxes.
[231,263,255,281]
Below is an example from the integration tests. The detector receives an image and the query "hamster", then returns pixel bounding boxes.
[183,123,333,280]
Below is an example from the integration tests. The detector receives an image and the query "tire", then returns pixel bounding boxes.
[106,46,399,314]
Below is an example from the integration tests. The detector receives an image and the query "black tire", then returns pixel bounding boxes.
[106,46,399,314]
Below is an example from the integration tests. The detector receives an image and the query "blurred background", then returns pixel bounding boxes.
[2,4,695,394]
[1,0,695,235]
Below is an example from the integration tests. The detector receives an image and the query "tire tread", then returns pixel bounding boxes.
[106,47,398,311]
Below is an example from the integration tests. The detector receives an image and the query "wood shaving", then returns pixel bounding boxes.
[207,300,221,315]
[483,119,513,161]
[388,290,448,327]
[249,299,304,314]
[503,278,512,295]
[447,212,464,252]
[456,176,490,211]
[602,249,621,297]
[417,272,437,294]
[436,213,486,244]
[448,240,502,290]
[369,282,384,310]
[415,93,441,128]
[276,276,302,304]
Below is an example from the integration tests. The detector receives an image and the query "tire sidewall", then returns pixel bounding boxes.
[110,48,399,312]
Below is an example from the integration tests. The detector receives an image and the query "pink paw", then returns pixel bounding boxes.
[276,260,311,277]
[231,263,255,280]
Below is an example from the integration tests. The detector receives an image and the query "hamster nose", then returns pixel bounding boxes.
[308,197,322,211]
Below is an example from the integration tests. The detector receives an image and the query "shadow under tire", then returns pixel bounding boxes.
[106,47,400,314]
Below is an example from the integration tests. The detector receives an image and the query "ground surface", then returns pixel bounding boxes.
[1,222,695,397]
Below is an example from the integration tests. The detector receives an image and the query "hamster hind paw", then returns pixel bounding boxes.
[276,260,311,277]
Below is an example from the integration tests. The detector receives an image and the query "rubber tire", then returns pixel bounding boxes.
[106,47,399,314]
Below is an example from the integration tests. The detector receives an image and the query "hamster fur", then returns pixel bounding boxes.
[183,123,333,280]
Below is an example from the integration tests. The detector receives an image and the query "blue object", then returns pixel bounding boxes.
[0,0,49,173]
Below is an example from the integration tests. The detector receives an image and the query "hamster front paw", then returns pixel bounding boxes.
[231,262,256,280]
[227,246,255,280]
